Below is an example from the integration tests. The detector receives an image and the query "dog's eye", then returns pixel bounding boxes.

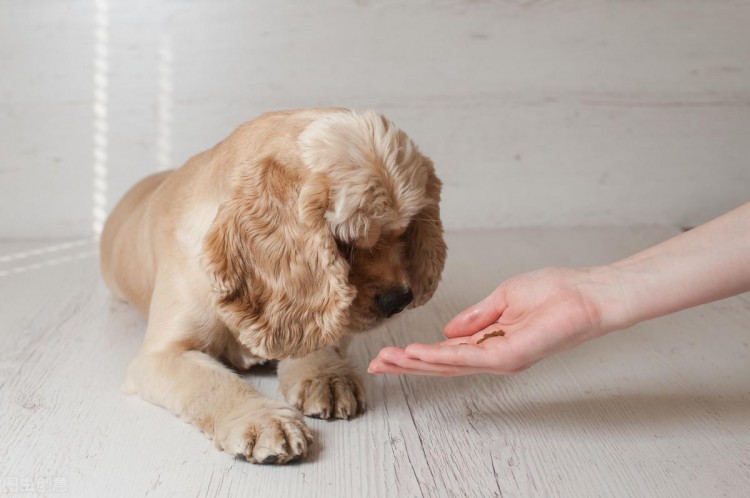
[336,240,354,260]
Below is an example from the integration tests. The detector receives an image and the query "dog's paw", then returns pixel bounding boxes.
[282,371,365,420]
[213,400,313,464]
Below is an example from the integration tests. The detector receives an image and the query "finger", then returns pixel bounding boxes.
[404,341,525,373]
[444,288,507,338]
[370,347,471,375]
[368,358,487,377]
[404,342,488,367]
[372,346,408,362]
[374,347,490,375]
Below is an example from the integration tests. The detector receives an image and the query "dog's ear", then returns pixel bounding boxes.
[203,158,355,359]
[404,160,447,306]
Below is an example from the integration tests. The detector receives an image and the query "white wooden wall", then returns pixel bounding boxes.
[2,0,749,238]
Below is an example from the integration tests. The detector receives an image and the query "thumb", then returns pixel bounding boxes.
[444,287,507,338]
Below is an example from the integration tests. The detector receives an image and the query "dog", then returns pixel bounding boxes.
[100,108,447,464]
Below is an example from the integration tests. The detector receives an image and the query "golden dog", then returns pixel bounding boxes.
[100,108,446,463]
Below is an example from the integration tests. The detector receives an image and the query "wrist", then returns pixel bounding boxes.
[583,264,637,334]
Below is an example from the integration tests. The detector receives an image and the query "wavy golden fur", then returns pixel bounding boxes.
[100,108,447,464]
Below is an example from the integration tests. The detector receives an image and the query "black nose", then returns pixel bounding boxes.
[376,288,414,318]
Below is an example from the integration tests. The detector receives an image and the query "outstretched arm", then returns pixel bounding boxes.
[369,202,750,376]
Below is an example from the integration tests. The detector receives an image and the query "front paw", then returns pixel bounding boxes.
[282,370,365,420]
[213,400,313,464]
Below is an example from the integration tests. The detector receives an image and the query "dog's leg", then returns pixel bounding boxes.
[125,349,311,463]
[277,337,365,420]
[124,277,311,464]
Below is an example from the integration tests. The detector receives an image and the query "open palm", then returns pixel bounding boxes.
[369,268,610,376]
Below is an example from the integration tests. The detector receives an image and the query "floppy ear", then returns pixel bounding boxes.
[203,158,355,359]
[404,161,447,307]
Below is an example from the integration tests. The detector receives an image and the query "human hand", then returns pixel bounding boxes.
[369,267,619,376]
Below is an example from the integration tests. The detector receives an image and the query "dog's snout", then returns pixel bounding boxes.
[376,288,414,318]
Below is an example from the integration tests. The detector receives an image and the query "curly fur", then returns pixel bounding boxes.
[100,108,447,464]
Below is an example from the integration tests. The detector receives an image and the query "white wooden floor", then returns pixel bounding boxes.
[1,227,749,497]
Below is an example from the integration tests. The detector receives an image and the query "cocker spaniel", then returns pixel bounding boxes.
[100,108,447,464]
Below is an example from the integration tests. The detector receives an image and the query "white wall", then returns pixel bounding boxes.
[2,0,749,238]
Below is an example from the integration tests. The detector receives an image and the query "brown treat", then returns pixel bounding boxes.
[476,329,505,344]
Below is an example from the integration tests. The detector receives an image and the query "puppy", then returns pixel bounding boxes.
[100,108,447,464]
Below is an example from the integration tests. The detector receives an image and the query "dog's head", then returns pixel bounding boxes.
[204,110,447,359]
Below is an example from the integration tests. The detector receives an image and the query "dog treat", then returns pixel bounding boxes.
[476,329,505,344]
